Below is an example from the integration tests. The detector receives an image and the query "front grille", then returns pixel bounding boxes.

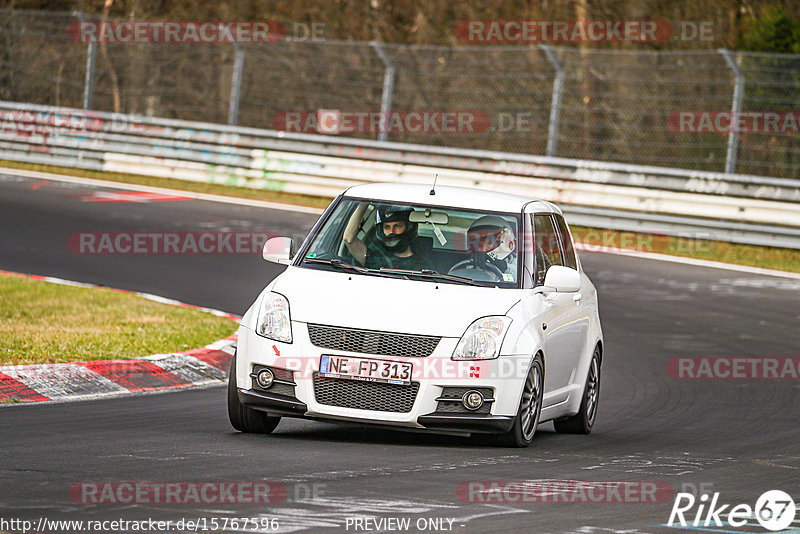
[307,323,440,357]
[436,387,493,414]
[313,374,419,413]
[251,365,296,398]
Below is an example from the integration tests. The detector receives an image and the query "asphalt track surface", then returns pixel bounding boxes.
[1,172,799,534]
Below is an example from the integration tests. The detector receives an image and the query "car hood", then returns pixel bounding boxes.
[272,266,521,337]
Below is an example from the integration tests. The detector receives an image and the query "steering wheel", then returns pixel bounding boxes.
[447,258,504,282]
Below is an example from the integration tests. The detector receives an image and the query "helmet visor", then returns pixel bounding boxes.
[467,226,504,253]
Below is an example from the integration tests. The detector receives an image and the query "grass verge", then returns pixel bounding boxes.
[0,273,237,366]
[2,160,798,274]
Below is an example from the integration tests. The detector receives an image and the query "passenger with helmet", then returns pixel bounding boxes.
[449,215,517,282]
[343,203,434,271]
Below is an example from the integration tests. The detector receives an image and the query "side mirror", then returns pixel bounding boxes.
[262,237,295,265]
[542,265,581,293]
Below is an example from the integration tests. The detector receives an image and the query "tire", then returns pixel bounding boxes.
[554,345,601,434]
[227,352,281,434]
[497,353,544,448]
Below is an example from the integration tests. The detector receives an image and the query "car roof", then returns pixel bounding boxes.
[343,183,559,214]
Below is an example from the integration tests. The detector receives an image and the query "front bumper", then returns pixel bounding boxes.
[238,389,307,417]
[416,414,515,433]
[237,323,532,435]
[240,388,514,434]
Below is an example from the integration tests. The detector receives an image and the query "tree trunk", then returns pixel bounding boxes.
[99,0,122,112]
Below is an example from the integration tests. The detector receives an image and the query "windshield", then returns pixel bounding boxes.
[299,198,521,287]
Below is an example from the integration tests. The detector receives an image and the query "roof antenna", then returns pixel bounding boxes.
[429,173,438,196]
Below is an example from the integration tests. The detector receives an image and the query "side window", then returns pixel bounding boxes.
[533,214,563,285]
[554,214,578,270]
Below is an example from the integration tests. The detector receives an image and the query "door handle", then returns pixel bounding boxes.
[573,293,583,303]
[542,322,547,331]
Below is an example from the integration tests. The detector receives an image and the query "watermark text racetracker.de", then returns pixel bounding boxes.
[68,232,286,255]
[668,111,800,134]
[667,357,800,379]
[67,20,325,43]
[67,228,719,260]
[0,109,205,137]
[457,480,674,504]
[274,110,491,135]
[278,355,500,380]
[69,481,325,505]
[456,19,714,43]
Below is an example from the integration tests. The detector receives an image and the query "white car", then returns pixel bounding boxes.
[228,183,603,447]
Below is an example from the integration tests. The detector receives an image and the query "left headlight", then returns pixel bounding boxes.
[452,316,512,360]
[255,292,292,343]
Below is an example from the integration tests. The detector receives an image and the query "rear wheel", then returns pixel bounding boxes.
[227,353,281,434]
[497,354,544,447]
[554,345,601,434]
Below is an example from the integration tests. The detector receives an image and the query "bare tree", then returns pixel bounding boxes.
[98,0,122,112]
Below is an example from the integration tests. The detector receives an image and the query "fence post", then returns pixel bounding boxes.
[718,48,744,174]
[76,13,97,110]
[371,41,395,143]
[228,44,245,126]
[540,44,564,158]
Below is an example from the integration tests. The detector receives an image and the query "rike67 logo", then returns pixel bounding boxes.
[668,490,796,531]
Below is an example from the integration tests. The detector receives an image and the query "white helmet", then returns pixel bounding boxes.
[467,215,516,261]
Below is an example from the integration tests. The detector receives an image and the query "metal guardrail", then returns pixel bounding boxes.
[1,100,799,249]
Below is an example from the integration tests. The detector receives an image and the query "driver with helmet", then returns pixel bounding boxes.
[343,204,434,271]
[458,215,517,281]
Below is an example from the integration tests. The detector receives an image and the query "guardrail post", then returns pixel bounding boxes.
[371,41,395,143]
[76,12,97,110]
[228,44,245,126]
[718,48,744,174]
[540,44,565,158]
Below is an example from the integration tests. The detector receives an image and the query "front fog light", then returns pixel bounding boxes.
[462,390,484,411]
[256,368,275,389]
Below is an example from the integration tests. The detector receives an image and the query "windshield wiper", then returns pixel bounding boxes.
[304,257,372,273]
[304,258,412,280]
[378,268,479,286]
[304,259,476,285]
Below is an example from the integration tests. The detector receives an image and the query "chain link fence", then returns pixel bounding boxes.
[1,9,799,179]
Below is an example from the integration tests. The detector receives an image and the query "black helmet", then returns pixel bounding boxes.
[375,205,417,253]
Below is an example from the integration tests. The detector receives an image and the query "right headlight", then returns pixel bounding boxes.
[255,292,292,343]
[452,316,512,360]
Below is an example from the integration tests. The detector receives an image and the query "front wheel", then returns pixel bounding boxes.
[227,352,281,434]
[497,354,544,447]
[554,345,601,434]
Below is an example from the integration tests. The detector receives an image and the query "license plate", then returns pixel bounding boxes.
[319,355,412,386]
